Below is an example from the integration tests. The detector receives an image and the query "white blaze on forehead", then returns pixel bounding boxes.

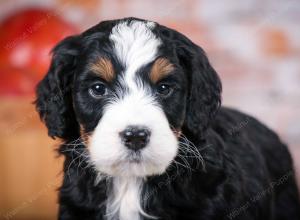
[91,20,178,220]
[109,20,161,89]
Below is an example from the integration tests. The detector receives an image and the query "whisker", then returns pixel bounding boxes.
[176,132,206,171]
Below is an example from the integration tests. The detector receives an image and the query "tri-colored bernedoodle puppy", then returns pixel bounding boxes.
[35,17,300,220]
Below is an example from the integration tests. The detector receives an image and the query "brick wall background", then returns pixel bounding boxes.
[0,0,299,219]
[4,0,298,148]
[1,1,299,133]
[12,0,299,180]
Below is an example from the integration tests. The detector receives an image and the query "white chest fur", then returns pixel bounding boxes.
[106,177,144,220]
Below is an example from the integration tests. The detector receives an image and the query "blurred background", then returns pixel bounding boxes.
[0,0,299,219]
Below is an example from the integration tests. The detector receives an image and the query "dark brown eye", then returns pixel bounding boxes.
[157,84,173,97]
[89,83,107,98]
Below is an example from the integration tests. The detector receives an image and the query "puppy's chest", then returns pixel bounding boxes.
[105,177,143,220]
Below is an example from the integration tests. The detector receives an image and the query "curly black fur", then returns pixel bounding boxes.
[35,18,300,220]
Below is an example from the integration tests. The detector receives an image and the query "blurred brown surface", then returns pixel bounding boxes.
[0,0,300,219]
[0,97,63,220]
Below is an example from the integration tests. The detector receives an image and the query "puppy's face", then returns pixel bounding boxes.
[74,21,186,177]
[36,18,221,178]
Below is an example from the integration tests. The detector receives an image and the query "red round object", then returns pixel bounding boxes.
[0,67,37,96]
[0,8,78,95]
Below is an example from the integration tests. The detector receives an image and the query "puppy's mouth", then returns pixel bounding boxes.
[116,151,146,166]
[107,151,153,177]
[127,151,142,163]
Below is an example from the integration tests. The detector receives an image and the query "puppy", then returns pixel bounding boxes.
[35,17,300,220]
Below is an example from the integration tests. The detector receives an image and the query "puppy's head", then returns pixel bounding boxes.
[36,18,221,177]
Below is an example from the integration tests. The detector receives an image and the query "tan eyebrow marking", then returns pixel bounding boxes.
[150,58,174,83]
[90,58,115,82]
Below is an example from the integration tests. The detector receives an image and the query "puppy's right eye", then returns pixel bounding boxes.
[89,83,107,98]
[156,83,173,97]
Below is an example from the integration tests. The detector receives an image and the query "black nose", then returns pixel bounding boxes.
[120,126,151,151]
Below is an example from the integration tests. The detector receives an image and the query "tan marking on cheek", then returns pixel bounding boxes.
[172,129,182,138]
[84,136,91,148]
[80,125,92,147]
[150,58,174,83]
[90,58,115,82]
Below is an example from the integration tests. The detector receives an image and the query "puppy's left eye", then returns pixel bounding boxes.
[89,83,107,98]
[156,84,173,97]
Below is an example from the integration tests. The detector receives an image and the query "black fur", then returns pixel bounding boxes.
[35,18,300,220]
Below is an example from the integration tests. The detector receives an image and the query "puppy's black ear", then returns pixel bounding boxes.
[35,36,80,140]
[178,39,222,138]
